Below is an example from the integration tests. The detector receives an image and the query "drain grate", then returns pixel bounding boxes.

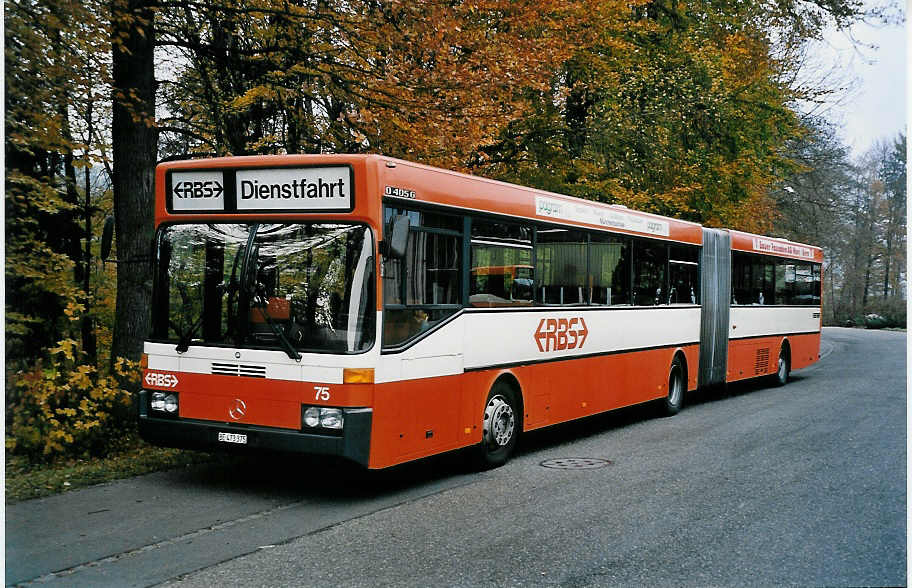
[540,457,612,470]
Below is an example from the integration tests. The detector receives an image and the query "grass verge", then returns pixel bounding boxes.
[6,442,217,504]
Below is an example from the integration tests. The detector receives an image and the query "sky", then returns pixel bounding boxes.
[815,10,907,157]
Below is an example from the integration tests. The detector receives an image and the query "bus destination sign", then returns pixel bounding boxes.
[170,166,352,212]
[535,196,670,237]
[751,237,815,261]
[236,167,350,210]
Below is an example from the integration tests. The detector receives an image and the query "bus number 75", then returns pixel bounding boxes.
[314,386,330,401]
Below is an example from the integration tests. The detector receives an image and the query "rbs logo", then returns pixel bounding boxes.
[534,317,589,352]
[144,371,179,389]
[173,180,224,200]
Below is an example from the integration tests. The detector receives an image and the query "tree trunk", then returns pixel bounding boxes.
[862,265,870,308]
[83,154,98,363]
[54,26,84,312]
[110,0,157,364]
[849,195,865,317]
[883,231,892,299]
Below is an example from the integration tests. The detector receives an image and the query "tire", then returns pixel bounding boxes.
[662,357,685,416]
[473,381,520,469]
[773,347,790,387]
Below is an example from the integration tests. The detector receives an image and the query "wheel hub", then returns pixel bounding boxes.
[669,367,683,405]
[484,395,515,447]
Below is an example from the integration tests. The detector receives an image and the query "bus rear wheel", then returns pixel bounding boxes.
[773,348,790,387]
[473,382,520,469]
[662,357,684,416]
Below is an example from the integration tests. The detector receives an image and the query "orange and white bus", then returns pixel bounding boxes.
[139,155,822,469]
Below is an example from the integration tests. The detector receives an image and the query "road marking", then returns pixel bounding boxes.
[16,501,304,585]
[15,471,481,586]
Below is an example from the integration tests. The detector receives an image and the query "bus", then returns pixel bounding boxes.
[139,154,822,469]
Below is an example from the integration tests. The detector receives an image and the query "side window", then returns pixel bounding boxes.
[731,252,750,305]
[535,228,588,305]
[732,252,774,305]
[470,219,533,307]
[811,264,822,305]
[775,259,796,305]
[590,233,630,305]
[669,245,700,304]
[382,207,462,346]
[793,262,819,305]
[755,257,775,305]
[633,240,667,306]
[405,231,460,306]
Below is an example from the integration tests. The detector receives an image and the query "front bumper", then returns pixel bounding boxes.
[137,390,372,467]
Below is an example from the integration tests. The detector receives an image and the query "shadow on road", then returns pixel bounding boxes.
[160,448,474,501]
[163,374,799,496]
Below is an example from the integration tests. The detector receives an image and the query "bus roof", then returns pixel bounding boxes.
[375,156,704,245]
[155,154,823,261]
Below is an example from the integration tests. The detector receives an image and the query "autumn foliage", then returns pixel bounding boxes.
[157,0,595,168]
[6,342,136,461]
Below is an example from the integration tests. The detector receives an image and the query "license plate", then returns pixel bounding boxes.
[217,432,247,444]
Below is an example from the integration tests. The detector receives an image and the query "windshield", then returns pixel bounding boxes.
[151,223,375,354]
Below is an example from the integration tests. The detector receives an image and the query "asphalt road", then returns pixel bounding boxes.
[6,327,906,587]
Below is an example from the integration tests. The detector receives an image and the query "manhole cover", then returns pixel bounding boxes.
[540,457,612,470]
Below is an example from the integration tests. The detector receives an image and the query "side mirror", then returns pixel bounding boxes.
[101,216,115,262]
[386,215,410,259]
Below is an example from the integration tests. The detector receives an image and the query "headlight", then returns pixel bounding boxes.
[303,406,321,428]
[150,391,178,415]
[151,392,166,411]
[320,408,343,430]
[301,406,344,431]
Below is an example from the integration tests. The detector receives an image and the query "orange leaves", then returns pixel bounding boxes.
[375,0,599,168]
[157,0,602,164]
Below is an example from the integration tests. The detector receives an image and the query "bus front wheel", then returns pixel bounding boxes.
[473,382,520,469]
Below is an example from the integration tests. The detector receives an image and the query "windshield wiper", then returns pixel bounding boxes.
[224,244,245,343]
[238,224,301,361]
[174,317,202,353]
[251,295,302,361]
[235,224,260,346]
[173,282,203,353]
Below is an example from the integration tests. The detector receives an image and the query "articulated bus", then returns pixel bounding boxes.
[140,155,823,469]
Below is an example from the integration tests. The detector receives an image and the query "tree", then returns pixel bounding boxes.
[155,0,587,167]
[109,0,157,363]
[476,0,865,232]
[879,134,906,299]
[5,0,109,363]
[772,118,856,323]
[781,132,907,327]
[774,119,854,249]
